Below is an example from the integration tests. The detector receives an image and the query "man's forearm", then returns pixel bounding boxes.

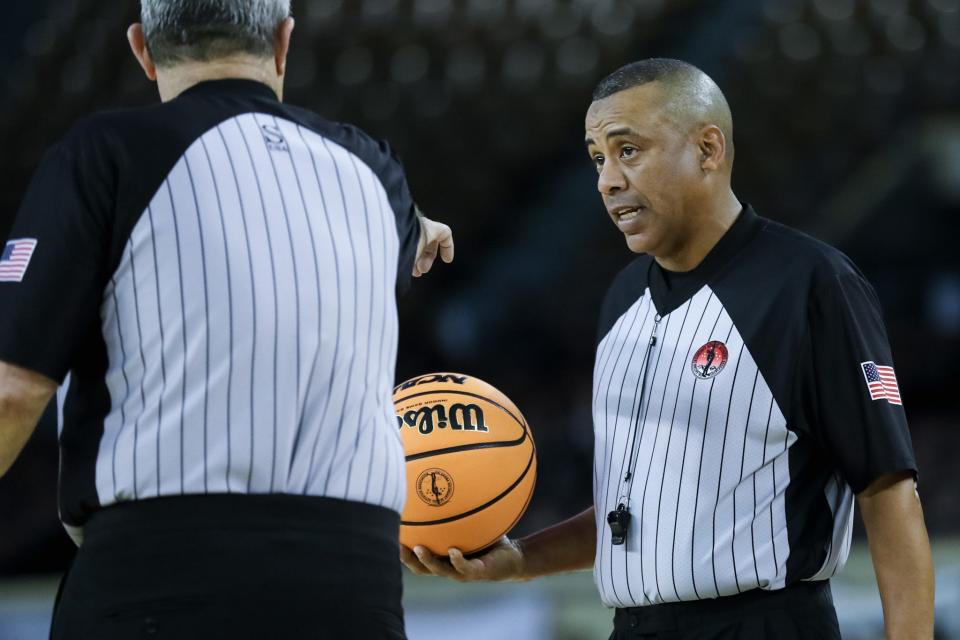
[517,506,596,580]
[0,397,44,477]
[867,513,935,638]
[0,362,57,478]
[858,473,935,640]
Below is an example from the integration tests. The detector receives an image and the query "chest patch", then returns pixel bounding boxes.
[691,340,729,379]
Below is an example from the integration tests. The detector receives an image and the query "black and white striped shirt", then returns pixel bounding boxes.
[592,206,916,607]
[0,79,420,543]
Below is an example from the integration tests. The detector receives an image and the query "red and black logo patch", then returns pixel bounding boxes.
[691,341,729,380]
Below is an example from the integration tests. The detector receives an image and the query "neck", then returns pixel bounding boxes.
[155,57,283,102]
[654,188,742,272]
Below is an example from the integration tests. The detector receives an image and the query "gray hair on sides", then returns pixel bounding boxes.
[141,0,291,66]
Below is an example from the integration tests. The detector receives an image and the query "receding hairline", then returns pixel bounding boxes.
[590,59,735,158]
[592,59,706,100]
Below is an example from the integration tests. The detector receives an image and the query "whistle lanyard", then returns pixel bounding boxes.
[611,312,663,538]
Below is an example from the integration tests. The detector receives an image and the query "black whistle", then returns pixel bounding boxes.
[607,503,630,545]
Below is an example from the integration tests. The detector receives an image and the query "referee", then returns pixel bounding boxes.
[0,1,453,638]
[403,59,934,639]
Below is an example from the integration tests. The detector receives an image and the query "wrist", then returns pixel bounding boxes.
[513,536,533,582]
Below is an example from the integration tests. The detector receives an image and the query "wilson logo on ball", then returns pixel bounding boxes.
[691,341,729,379]
[416,468,454,506]
[396,403,488,435]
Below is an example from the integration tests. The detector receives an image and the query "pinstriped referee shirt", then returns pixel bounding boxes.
[592,206,916,607]
[0,79,420,542]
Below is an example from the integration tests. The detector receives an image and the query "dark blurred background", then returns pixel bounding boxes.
[1,0,958,577]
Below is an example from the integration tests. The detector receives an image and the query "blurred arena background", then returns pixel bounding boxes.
[1,0,958,638]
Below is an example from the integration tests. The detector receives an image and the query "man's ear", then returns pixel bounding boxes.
[698,125,727,173]
[127,23,157,81]
[274,17,295,77]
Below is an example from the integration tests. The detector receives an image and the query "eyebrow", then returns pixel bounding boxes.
[584,127,642,147]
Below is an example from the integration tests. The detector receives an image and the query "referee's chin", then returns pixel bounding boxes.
[623,232,655,255]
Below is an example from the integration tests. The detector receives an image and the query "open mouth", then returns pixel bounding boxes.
[615,206,645,222]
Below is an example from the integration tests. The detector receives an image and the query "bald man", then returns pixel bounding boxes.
[402,59,934,640]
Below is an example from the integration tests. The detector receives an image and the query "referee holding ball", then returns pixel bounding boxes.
[0,1,452,638]
[404,59,934,639]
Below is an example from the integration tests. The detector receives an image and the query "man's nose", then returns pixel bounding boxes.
[597,160,627,195]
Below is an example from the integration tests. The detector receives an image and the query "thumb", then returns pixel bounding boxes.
[448,547,485,577]
[436,224,454,264]
[414,240,437,277]
[413,217,454,277]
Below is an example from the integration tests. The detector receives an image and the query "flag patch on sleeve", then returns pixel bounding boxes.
[861,361,902,406]
[0,238,38,283]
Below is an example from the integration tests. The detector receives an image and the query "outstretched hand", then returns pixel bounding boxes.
[400,536,525,582]
[413,214,454,278]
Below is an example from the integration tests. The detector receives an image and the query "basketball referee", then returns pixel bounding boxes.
[0,1,454,638]
[404,60,934,639]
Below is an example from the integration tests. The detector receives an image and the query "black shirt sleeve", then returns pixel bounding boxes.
[378,142,419,296]
[800,269,917,494]
[333,123,420,296]
[0,136,113,383]
[394,199,419,296]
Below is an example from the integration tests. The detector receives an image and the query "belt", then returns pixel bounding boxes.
[614,580,833,633]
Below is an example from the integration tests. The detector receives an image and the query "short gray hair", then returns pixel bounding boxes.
[141,0,291,66]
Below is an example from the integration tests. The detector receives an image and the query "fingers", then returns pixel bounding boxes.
[448,548,486,579]
[404,545,484,581]
[412,545,464,580]
[400,545,431,576]
[437,224,454,264]
[413,218,454,278]
[413,244,437,278]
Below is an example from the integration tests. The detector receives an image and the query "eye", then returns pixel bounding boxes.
[620,146,638,159]
[593,154,605,169]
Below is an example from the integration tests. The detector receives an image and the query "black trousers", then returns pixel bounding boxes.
[50,494,406,640]
[610,581,842,640]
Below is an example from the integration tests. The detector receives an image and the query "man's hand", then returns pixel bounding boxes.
[400,507,597,583]
[414,213,454,278]
[400,536,526,582]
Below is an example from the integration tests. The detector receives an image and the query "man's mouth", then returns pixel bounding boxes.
[611,205,646,224]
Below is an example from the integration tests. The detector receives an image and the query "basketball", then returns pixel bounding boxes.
[393,372,537,556]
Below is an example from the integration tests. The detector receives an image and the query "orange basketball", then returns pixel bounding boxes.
[393,372,537,556]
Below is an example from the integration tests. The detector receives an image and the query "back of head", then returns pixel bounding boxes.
[141,0,291,66]
[593,58,734,162]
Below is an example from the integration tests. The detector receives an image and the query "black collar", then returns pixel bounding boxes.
[649,204,764,316]
[180,78,278,101]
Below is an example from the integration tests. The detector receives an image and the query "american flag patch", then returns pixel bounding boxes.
[861,361,902,406]
[0,238,38,283]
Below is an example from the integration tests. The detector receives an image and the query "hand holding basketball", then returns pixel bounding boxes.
[394,373,537,556]
[400,536,526,582]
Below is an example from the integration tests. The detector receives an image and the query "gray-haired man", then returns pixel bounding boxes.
[0,2,452,638]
